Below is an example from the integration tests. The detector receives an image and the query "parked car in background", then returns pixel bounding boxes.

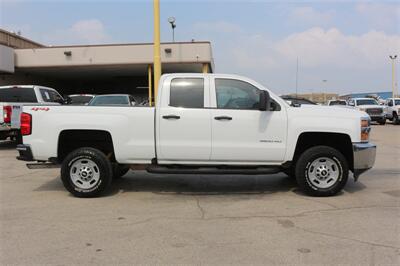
[17,73,376,198]
[348,98,386,125]
[0,85,63,142]
[384,98,400,124]
[88,94,136,106]
[280,96,317,106]
[328,99,347,106]
[65,94,95,105]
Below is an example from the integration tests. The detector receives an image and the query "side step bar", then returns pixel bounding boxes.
[26,163,60,169]
[146,165,281,175]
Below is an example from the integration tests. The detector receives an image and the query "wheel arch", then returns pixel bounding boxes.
[57,129,115,163]
[292,132,354,171]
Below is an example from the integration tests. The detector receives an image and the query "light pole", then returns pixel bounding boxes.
[322,80,327,103]
[168,17,176,42]
[295,57,299,98]
[153,0,161,101]
[389,55,397,98]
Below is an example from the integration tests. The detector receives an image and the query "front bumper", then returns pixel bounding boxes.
[369,114,385,121]
[16,144,34,161]
[353,142,376,179]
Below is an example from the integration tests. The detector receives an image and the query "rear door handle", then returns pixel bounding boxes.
[162,115,180,120]
[214,116,232,121]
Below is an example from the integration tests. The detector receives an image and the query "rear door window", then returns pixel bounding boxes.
[170,78,204,108]
[0,87,37,102]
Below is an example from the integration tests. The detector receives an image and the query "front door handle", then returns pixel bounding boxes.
[214,116,232,121]
[162,115,180,120]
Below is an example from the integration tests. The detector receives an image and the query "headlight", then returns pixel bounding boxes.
[361,119,371,142]
[359,108,366,112]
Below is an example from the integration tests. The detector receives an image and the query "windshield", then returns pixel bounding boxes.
[329,101,346,106]
[89,95,129,106]
[69,96,94,104]
[356,99,378,106]
[0,87,37,102]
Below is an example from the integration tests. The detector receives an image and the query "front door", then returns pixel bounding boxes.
[210,78,287,163]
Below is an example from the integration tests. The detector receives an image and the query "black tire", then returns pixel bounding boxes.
[378,118,386,125]
[112,164,130,179]
[295,146,349,197]
[16,132,23,144]
[393,113,400,125]
[61,147,113,198]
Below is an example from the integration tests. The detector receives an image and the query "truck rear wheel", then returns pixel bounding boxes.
[61,147,113,197]
[295,146,348,197]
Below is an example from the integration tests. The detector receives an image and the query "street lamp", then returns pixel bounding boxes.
[168,17,176,42]
[389,55,397,98]
[322,80,328,103]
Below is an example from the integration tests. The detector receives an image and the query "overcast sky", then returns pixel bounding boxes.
[0,0,399,95]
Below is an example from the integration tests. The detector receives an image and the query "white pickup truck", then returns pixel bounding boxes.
[17,74,376,197]
[0,85,64,142]
[348,98,386,125]
[384,98,400,124]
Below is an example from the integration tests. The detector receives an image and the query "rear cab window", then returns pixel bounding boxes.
[0,87,37,103]
[169,78,205,108]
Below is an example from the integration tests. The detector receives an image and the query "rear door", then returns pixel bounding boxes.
[156,75,212,162]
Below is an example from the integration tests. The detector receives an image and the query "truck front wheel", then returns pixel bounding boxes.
[61,147,113,197]
[295,146,348,197]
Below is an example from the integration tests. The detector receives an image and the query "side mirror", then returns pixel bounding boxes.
[259,90,271,111]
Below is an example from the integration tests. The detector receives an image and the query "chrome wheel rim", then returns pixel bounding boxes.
[307,157,340,189]
[70,159,100,189]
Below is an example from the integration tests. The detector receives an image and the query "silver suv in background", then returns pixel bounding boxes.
[0,85,64,142]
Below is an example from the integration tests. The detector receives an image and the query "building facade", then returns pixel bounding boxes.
[0,28,214,103]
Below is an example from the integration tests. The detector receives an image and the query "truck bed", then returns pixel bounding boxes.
[23,105,156,163]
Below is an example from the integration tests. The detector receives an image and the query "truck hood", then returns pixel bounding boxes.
[289,105,369,119]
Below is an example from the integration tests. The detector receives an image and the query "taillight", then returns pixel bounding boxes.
[3,106,12,123]
[20,112,32,136]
